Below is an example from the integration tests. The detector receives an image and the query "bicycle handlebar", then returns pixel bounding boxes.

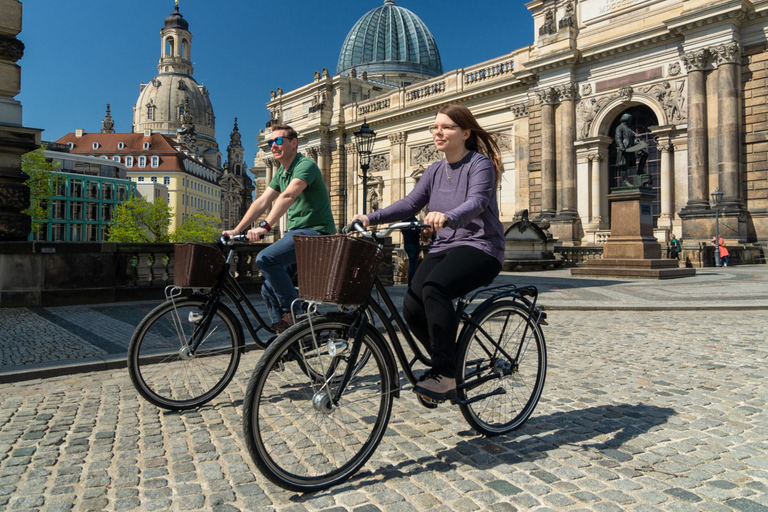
[219,233,249,246]
[343,220,432,239]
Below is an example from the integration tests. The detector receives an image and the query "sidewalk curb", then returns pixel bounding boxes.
[0,354,127,384]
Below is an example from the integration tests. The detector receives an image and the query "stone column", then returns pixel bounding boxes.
[680,49,711,212]
[589,153,604,226]
[558,83,578,218]
[536,87,559,217]
[712,42,742,209]
[658,142,674,229]
[0,0,41,241]
[263,157,275,216]
[317,145,331,188]
[388,132,406,205]
[345,144,358,220]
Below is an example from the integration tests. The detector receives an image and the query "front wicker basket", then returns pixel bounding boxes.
[295,235,384,306]
[174,243,226,288]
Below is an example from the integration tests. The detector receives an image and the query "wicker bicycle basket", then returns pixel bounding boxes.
[174,243,226,288]
[295,235,385,306]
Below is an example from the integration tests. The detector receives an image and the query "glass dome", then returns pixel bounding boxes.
[337,0,443,79]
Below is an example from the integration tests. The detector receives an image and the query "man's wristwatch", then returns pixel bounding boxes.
[258,220,271,232]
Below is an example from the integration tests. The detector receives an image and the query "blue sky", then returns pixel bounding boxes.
[18,0,534,168]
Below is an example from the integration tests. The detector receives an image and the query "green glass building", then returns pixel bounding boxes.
[31,149,138,242]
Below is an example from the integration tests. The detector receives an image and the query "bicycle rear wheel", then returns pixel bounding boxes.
[456,299,546,436]
[128,298,243,410]
[243,316,394,492]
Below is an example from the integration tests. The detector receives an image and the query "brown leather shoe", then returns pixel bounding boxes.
[413,370,456,401]
[270,312,295,333]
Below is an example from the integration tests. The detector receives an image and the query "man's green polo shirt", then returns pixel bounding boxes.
[269,153,336,234]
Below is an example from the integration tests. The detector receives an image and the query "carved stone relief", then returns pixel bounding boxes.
[639,80,686,124]
[618,86,633,102]
[369,154,389,173]
[576,95,613,139]
[410,144,442,168]
[510,103,529,119]
[581,83,593,96]
[491,133,514,154]
[668,62,681,76]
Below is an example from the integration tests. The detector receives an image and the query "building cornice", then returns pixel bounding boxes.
[664,1,750,35]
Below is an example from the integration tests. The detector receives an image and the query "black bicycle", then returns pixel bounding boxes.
[127,234,279,410]
[242,221,548,492]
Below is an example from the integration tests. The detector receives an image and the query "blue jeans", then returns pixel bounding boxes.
[256,229,324,324]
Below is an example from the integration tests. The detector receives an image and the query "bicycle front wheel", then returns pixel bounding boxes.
[128,298,243,410]
[243,316,394,492]
[456,299,547,436]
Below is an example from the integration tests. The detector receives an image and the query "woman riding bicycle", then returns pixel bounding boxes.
[353,103,505,401]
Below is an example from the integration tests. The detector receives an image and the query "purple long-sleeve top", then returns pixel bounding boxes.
[366,150,505,264]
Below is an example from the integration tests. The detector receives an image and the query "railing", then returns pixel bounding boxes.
[357,98,390,117]
[555,246,604,266]
[0,242,270,308]
[464,59,514,86]
[405,81,446,102]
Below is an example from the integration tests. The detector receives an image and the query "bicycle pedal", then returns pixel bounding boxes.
[417,395,439,409]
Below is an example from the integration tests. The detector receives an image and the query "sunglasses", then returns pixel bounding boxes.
[267,136,296,147]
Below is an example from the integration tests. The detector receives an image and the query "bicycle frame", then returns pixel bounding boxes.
[333,275,543,406]
[173,243,277,356]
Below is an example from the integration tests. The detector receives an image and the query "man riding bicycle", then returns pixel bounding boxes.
[223,124,336,332]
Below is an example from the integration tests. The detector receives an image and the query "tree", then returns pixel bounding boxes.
[21,147,64,236]
[107,196,173,243]
[172,210,221,243]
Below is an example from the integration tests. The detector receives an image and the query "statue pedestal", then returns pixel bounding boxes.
[571,187,695,279]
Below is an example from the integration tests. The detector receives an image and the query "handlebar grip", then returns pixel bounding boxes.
[343,219,365,234]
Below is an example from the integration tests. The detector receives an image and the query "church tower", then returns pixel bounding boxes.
[132,2,221,169]
[220,118,254,230]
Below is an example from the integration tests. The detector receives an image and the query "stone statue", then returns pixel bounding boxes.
[614,113,650,187]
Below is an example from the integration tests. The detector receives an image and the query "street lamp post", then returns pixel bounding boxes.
[353,119,376,215]
[711,188,723,267]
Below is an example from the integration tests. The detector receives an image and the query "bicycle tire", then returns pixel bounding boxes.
[243,316,394,492]
[128,298,243,410]
[456,299,546,436]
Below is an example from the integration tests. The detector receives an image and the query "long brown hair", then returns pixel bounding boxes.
[437,103,502,184]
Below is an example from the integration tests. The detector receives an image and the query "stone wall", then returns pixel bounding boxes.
[743,43,768,241]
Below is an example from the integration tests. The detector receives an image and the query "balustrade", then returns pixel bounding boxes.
[464,59,514,86]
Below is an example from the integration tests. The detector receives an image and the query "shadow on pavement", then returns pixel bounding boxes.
[307,402,675,496]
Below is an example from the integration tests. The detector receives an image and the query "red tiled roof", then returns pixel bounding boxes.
[55,131,220,178]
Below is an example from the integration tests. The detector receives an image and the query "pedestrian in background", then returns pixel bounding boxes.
[401,216,422,286]
[670,234,682,260]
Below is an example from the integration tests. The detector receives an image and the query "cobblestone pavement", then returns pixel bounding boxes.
[1,307,767,512]
[2,266,767,373]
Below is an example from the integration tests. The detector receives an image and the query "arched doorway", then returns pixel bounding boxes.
[607,105,662,227]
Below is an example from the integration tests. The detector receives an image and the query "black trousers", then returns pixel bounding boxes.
[403,245,502,378]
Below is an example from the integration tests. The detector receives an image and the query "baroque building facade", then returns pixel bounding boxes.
[253,0,768,265]
[57,4,253,233]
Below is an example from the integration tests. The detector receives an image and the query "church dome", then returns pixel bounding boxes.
[164,5,189,31]
[337,0,443,80]
[133,74,215,140]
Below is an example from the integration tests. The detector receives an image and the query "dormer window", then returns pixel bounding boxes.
[126,156,134,167]
[143,142,151,150]
[151,156,160,168]
[138,156,147,168]
[67,142,75,150]
[92,142,100,150]
[112,156,121,163]
[117,142,125,150]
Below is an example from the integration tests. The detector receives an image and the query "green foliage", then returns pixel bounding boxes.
[172,210,221,243]
[107,196,173,243]
[21,148,63,232]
